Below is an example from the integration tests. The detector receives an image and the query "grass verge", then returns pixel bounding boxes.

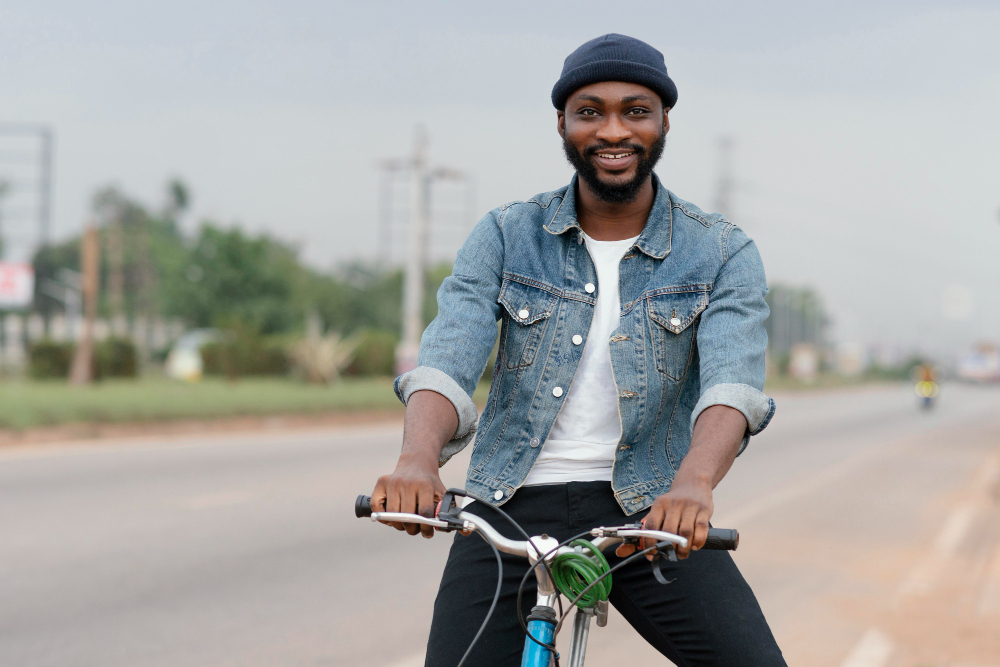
[0,377,404,430]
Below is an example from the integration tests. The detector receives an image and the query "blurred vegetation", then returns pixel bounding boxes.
[289,333,357,384]
[0,377,403,430]
[864,356,929,382]
[28,337,139,380]
[344,328,399,377]
[28,341,74,379]
[95,337,139,379]
[28,181,454,377]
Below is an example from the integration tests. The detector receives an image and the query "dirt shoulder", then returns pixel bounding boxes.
[0,408,404,449]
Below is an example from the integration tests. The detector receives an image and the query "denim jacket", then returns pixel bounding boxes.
[395,174,775,515]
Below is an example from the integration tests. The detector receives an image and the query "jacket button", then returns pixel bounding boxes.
[572,334,583,345]
[552,386,564,397]
[584,283,596,294]
[518,308,530,319]
[670,317,681,326]
[529,437,540,447]
[493,490,504,500]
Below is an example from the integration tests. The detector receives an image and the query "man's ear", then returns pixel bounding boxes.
[557,111,565,139]
[663,108,671,135]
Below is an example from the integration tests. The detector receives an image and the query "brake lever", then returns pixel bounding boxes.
[650,543,678,585]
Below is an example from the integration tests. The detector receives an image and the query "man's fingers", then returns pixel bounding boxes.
[389,485,408,532]
[401,485,422,535]
[641,505,664,554]
[417,483,436,539]
[371,477,388,520]
[675,503,700,559]
[372,471,446,536]
[691,512,710,553]
[653,500,683,561]
[378,478,400,529]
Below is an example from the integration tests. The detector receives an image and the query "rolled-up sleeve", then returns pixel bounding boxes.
[393,210,505,466]
[691,224,776,454]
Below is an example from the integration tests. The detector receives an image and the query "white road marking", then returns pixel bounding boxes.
[897,451,1000,598]
[840,628,894,667]
[977,545,1000,615]
[897,502,979,597]
[934,503,980,553]
[386,655,424,667]
[971,453,1000,493]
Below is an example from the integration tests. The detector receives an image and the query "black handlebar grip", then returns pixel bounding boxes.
[702,528,739,550]
[355,494,373,518]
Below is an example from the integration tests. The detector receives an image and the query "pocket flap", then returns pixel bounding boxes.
[498,278,558,325]
[648,289,709,334]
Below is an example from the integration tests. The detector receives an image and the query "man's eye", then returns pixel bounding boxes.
[627,108,649,115]
[579,108,599,116]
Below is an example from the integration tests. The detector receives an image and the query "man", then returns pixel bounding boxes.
[371,34,785,666]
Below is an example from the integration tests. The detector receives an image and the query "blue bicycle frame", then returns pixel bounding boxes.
[522,611,556,667]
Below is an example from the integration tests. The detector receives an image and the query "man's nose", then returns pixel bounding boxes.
[595,113,631,144]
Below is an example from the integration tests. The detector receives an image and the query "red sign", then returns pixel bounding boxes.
[0,262,35,309]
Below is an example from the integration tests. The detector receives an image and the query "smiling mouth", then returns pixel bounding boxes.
[594,151,635,160]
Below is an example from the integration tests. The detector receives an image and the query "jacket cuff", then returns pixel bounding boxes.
[393,365,479,466]
[690,382,776,455]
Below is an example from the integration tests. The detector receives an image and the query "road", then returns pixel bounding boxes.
[2,383,1000,666]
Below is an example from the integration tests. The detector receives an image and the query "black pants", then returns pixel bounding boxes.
[425,481,785,666]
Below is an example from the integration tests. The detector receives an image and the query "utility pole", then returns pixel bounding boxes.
[377,159,406,260]
[397,126,430,375]
[0,179,10,259]
[70,224,98,384]
[0,124,54,255]
[104,206,125,335]
[392,126,468,374]
[39,128,53,248]
[713,135,736,219]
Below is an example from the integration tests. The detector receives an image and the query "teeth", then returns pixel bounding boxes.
[597,153,633,159]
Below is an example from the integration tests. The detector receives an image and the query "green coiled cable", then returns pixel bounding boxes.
[550,539,612,609]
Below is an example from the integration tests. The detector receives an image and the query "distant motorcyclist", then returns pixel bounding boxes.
[912,363,939,410]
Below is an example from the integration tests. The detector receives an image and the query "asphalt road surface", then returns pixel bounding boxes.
[3,383,1000,667]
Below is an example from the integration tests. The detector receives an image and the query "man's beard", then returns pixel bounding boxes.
[563,129,665,204]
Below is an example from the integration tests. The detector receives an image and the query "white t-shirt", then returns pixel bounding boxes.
[522,232,640,485]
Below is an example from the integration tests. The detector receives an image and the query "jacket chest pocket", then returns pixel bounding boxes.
[647,290,709,380]
[497,278,558,369]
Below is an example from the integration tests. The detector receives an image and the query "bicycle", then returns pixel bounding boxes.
[355,488,739,667]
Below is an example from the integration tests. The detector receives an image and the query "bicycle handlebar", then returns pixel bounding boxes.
[356,494,375,518]
[354,494,738,551]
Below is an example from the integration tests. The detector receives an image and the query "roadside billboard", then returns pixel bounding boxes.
[0,262,35,309]
[956,343,1000,383]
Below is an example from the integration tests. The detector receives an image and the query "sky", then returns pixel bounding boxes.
[1,0,999,359]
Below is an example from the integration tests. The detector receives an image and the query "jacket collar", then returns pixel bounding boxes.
[543,173,673,259]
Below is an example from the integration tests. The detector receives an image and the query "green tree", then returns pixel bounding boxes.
[163,224,309,334]
[32,179,456,344]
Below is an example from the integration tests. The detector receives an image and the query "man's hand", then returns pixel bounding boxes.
[370,390,458,539]
[641,475,714,559]
[638,405,747,559]
[371,454,446,538]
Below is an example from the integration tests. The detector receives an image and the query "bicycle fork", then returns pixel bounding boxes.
[566,600,608,667]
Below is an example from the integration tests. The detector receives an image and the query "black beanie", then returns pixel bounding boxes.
[551,34,678,111]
